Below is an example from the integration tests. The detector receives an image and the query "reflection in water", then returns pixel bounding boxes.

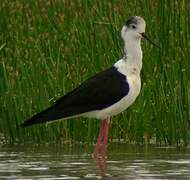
[0,144,190,179]
[94,157,108,178]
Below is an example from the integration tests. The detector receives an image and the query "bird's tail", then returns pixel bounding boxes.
[20,105,68,127]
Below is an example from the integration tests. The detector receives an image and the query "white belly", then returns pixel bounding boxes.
[83,74,141,119]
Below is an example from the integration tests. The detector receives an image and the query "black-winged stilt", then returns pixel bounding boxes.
[21,16,157,159]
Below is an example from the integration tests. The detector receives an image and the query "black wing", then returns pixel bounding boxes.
[21,66,129,127]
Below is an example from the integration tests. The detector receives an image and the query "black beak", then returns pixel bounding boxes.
[141,33,159,48]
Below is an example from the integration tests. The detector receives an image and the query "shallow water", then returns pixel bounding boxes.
[0,144,190,179]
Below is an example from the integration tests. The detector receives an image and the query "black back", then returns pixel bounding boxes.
[21,66,129,127]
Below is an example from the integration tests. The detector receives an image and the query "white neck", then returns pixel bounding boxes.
[124,36,142,72]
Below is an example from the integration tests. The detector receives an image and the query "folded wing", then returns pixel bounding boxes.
[21,66,129,127]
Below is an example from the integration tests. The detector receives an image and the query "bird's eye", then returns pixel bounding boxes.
[131,25,136,29]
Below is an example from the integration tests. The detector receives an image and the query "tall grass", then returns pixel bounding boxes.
[0,0,189,145]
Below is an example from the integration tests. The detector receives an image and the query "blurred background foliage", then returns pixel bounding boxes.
[0,0,189,145]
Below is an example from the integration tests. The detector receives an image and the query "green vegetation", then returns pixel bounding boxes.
[0,0,189,145]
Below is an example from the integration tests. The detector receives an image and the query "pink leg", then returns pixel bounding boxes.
[93,120,106,159]
[93,117,110,159]
[101,117,110,159]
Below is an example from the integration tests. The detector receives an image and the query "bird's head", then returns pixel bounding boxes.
[121,16,159,47]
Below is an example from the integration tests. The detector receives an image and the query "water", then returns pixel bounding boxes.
[0,144,190,179]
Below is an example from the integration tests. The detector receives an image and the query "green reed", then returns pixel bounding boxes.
[0,0,189,145]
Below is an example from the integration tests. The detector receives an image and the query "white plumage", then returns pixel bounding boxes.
[83,16,145,119]
[21,16,158,159]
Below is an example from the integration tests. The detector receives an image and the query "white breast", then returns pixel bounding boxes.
[83,59,141,119]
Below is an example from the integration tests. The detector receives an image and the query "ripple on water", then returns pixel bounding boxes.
[0,145,189,179]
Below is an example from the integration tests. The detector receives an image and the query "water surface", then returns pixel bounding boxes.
[0,144,190,179]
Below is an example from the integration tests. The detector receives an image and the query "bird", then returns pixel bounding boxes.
[21,16,158,159]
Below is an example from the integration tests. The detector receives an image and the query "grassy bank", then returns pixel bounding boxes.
[0,0,189,145]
